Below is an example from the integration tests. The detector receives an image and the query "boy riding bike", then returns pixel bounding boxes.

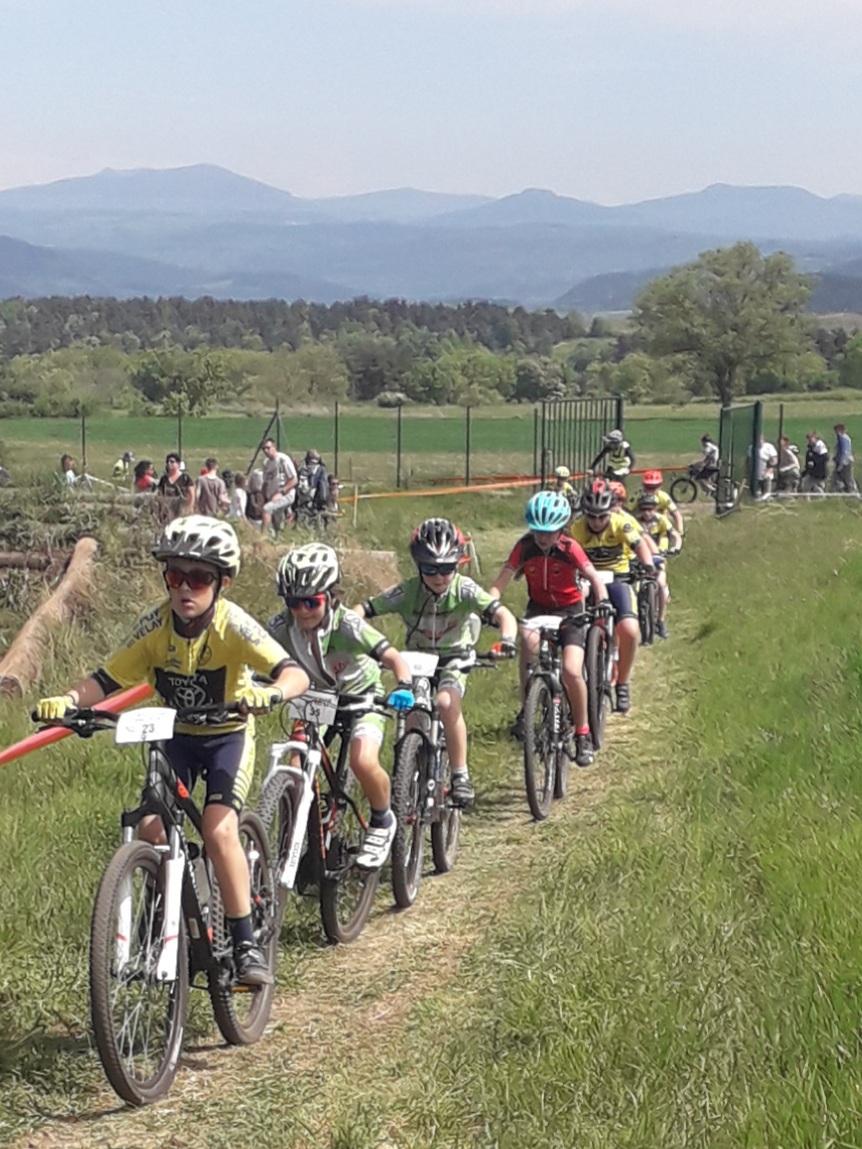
[627,469,684,543]
[268,543,416,870]
[633,491,681,639]
[35,515,310,985]
[355,518,517,810]
[489,490,610,767]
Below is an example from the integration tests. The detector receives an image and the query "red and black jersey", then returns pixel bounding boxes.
[504,533,592,608]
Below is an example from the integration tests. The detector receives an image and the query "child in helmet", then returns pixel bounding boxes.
[633,492,680,639]
[355,518,517,809]
[627,469,684,543]
[489,490,610,765]
[35,515,310,986]
[590,429,635,483]
[553,465,577,511]
[268,543,415,870]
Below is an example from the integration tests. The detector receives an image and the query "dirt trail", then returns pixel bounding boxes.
[14,653,668,1149]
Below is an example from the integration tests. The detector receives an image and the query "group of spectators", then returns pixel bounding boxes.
[755,424,856,497]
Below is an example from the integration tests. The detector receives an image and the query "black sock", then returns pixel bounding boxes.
[227,914,254,946]
[370,806,392,829]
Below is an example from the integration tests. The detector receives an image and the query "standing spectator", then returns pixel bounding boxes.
[801,431,829,494]
[261,437,297,533]
[156,452,195,523]
[777,437,801,493]
[755,435,778,499]
[229,472,248,520]
[195,456,230,516]
[246,469,265,527]
[832,424,857,493]
[60,454,78,487]
[295,449,330,520]
[133,459,158,492]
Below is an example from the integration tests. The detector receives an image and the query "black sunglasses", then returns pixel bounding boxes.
[419,562,457,576]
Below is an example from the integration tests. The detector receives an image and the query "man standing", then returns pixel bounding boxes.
[801,431,829,494]
[196,457,230,516]
[832,424,856,493]
[261,437,297,532]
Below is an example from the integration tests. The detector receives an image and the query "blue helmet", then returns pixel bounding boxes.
[525,490,571,532]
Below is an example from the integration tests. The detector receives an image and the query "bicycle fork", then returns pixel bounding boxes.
[261,740,321,890]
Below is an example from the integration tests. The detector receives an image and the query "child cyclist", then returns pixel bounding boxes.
[489,490,610,766]
[633,491,680,639]
[627,469,684,543]
[269,543,415,870]
[35,516,310,986]
[354,518,517,810]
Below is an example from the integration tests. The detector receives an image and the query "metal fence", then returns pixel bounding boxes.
[717,401,761,511]
[536,397,625,485]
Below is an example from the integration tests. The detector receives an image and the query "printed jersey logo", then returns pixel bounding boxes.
[155,667,228,714]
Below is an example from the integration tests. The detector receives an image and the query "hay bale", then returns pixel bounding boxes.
[340,549,401,595]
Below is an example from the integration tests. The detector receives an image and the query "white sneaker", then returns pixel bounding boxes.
[356,815,396,870]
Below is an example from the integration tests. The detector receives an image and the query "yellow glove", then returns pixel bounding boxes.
[237,685,283,715]
[35,694,75,721]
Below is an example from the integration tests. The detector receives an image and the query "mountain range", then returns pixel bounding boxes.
[3,164,862,310]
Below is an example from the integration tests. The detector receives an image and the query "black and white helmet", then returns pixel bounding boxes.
[409,518,462,568]
[604,429,624,445]
[152,515,241,576]
[277,543,339,599]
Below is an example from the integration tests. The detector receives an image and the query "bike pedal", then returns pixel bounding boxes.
[231,983,261,995]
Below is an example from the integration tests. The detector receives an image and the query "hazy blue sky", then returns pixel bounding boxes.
[2,0,862,202]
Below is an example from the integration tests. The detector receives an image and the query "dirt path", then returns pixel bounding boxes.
[14,648,670,1149]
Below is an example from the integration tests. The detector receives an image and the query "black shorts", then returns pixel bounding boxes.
[164,729,254,814]
[608,579,637,620]
[524,601,588,648]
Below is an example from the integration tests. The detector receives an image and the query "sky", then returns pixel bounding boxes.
[2,0,862,203]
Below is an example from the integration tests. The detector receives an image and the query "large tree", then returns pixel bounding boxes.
[633,243,812,405]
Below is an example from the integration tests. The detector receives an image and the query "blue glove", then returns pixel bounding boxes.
[387,687,415,712]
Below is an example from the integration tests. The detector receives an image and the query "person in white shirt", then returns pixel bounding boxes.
[229,472,248,520]
[755,436,778,499]
[261,437,297,532]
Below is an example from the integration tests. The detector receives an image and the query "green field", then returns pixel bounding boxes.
[3,495,862,1145]
[2,393,862,490]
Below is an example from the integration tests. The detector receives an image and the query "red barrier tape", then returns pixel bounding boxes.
[0,682,154,768]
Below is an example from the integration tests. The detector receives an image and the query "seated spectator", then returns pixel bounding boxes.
[60,454,78,487]
[246,468,265,527]
[133,459,158,492]
[295,449,330,517]
[229,472,248,520]
[196,456,230,516]
[112,450,135,480]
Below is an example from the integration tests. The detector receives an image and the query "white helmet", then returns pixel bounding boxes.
[604,429,624,445]
[277,543,339,599]
[152,515,241,576]
[554,465,571,479]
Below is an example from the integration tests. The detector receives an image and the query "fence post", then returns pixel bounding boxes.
[395,403,403,490]
[275,398,281,451]
[464,405,472,486]
[177,407,183,462]
[80,411,87,474]
[751,400,764,495]
[532,406,539,478]
[333,401,340,476]
[615,394,625,433]
[352,483,359,527]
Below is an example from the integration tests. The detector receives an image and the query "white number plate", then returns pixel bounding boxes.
[401,651,439,677]
[595,570,615,585]
[115,707,176,745]
[521,615,563,631]
[288,689,339,727]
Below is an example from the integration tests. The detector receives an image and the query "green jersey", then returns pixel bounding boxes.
[268,603,388,695]
[365,573,497,653]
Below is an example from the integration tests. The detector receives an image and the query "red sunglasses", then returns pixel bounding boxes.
[285,594,327,610]
[164,567,219,591]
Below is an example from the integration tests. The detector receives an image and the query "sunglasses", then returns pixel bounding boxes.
[164,567,219,591]
[285,594,327,610]
[419,563,457,576]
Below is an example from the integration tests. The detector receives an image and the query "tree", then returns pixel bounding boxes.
[634,243,812,406]
[127,350,234,414]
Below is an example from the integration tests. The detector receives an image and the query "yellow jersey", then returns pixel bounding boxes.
[100,598,292,735]
[627,487,677,517]
[637,511,673,553]
[568,510,642,574]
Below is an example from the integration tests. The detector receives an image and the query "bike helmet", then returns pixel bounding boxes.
[152,515,241,577]
[643,469,663,488]
[637,491,660,510]
[580,479,614,517]
[409,518,463,567]
[554,465,571,480]
[524,490,571,532]
[603,429,624,445]
[277,543,340,599]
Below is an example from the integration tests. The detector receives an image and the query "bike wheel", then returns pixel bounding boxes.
[523,675,556,821]
[638,584,654,646]
[390,732,426,909]
[554,694,572,801]
[90,841,188,1106]
[585,624,610,751]
[209,811,277,1045]
[319,741,380,943]
[646,581,660,642]
[430,744,461,873]
[669,476,698,504]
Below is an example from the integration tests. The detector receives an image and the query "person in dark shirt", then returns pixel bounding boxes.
[156,452,195,523]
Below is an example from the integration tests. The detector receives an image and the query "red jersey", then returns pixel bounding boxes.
[504,533,592,608]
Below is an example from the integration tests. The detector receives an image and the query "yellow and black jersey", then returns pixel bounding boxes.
[568,510,642,574]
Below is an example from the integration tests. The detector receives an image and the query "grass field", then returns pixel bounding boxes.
[3,495,862,1145]
[2,392,862,489]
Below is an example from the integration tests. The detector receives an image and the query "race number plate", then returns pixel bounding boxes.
[401,651,440,677]
[521,615,563,631]
[115,707,176,745]
[287,689,339,727]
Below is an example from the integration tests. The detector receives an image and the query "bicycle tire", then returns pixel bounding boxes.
[523,675,556,821]
[90,840,188,1106]
[390,731,426,909]
[430,743,461,873]
[638,583,654,646]
[669,476,698,504]
[585,624,610,750]
[646,580,659,644]
[554,693,572,801]
[319,736,380,943]
[209,811,277,1045]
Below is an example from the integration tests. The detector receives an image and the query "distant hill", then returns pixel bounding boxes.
[555,268,669,312]
[433,188,614,229]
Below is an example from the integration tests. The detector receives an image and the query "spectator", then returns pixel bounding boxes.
[112,450,135,481]
[156,451,195,523]
[777,437,801,493]
[133,459,158,492]
[60,454,77,487]
[832,423,857,493]
[754,435,778,499]
[229,472,248,520]
[196,456,230,516]
[801,430,829,494]
[261,437,297,533]
[246,468,265,527]
[295,448,330,518]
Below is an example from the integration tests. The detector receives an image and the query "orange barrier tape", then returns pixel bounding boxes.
[0,682,154,768]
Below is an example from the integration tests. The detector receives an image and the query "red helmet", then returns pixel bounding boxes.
[643,469,663,488]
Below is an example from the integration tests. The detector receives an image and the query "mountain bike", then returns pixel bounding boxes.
[257,689,390,944]
[634,561,660,647]
[583,572,616,751]
[519,615,575,820]
[32,702,279,1106]
[388,650,499,909]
